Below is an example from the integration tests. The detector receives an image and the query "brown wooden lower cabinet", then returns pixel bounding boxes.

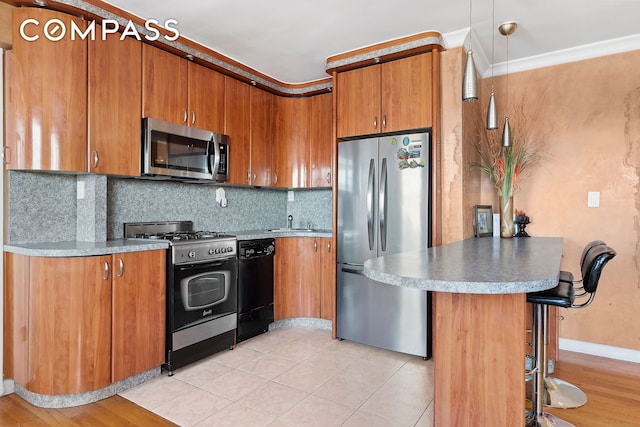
[111,250,166,382]
[4,250,165,395]
[274,237,335,321]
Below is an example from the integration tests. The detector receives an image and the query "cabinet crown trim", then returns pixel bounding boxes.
[326,31,444,75]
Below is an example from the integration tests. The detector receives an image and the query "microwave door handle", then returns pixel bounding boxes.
[209,137,221,176]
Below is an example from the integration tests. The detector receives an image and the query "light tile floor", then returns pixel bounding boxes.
[119,327,434,427]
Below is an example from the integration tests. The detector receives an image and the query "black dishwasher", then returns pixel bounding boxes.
[237,238,276,343]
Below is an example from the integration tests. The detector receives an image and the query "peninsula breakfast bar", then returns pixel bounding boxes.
[363,237,563,426]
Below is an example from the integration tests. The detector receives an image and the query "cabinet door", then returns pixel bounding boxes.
[381,53,433,132]
[272,96,309,188]
[336,65,380,138]
[274,238,320,319]
[250,87,274,186]
[188,62,225,132]
[111,250,166,382]
[28,256,112,395]
[309,93,333,188]
[6,8,87,172]
[88,31,142,176]
[142,43,188,124]
[224,77,251,185]
[319,238,336,321]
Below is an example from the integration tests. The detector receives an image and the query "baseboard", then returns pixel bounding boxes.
[559,338,640,363]
[3,379,15,396]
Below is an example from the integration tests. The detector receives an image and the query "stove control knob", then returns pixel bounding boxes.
[216,248,222,254]
[208,248,215,255]
[188,251,196,258]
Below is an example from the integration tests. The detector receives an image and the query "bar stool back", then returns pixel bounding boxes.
[526,243,616,426]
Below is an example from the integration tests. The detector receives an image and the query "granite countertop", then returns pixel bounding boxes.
[234,229,333,240]
[363,236,563,294]
[4,229,333,257]
[4,239,170,257]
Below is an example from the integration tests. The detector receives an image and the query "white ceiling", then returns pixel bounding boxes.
[104,0,640,84]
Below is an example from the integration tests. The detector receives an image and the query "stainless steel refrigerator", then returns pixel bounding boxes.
[337,132,432,358]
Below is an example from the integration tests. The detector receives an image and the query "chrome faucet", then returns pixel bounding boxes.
[287,215,293,229]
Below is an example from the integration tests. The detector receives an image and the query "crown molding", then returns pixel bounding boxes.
[443,26,640,78]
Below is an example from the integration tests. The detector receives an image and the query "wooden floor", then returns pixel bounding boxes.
[0,394,176,426]
[545,351,640,426]
[0,350,637,426]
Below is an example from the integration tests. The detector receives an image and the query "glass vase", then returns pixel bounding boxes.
[499,195,514,238]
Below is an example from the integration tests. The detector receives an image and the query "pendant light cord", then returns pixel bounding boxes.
[491,0,495,83]
[469,0,472,52]
[505,32,509,115]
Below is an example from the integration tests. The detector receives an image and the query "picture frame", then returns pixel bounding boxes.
[474,205,493,237]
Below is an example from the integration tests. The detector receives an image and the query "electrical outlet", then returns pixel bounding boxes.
[587,191,600,207]
[288,191,294,202]
[77,181,85,200]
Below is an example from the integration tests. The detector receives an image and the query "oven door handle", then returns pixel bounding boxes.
[176,259,232,271]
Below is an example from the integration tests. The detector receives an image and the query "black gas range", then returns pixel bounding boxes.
[124,221,238,374]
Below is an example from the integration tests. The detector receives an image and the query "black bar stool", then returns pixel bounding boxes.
[526,243,616,427]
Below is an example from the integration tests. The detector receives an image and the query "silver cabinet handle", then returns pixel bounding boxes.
[274,172,278,185]
[103,261,110,280]
[247,171,252,185]
[2,146,9,165]
[117,258,124,277]
[326,172,331,184]
[191,111,196,125]
[183,108,188,123]
[314,240,318,252]
[253,172,257,183]
[373,116,378,129]
[327,242,331,253]
[92,150,99,168]
[367,159,375,251]
[382,115,387,129]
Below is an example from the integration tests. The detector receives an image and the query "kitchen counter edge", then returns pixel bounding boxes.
[234,230,332,240]
[4,240,170,257]
[363,237,563,295]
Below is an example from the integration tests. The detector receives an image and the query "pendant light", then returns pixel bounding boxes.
[462,0,478,102]
[499,21,517,147]
[485,0,498,129]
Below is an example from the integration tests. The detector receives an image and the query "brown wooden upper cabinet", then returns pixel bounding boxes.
[272,93,333,188]
[5,8,87,172]
[309,93,333,188]
[224,79,274,187]
[336,53,433,139]
[272,96,310,188]
[88,27,142,176]
[142,44,225,133]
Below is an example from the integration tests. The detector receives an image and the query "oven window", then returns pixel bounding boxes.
[151,130,211,173]
[180,272,229,311]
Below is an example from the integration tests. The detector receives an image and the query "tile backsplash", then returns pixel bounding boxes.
[7,171,332,244]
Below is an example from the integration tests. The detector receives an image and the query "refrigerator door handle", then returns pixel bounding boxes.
[367,158,375,251]
[380,157,387,252]
[341,266,365,275]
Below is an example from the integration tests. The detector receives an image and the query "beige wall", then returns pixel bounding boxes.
[441,48,640,351]
[439,47,482,244]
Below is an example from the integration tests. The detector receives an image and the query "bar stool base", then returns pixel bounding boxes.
[545,377,588,409]
[535,413,575,427]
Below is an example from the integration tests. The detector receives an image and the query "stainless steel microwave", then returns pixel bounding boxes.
[142,118,229,182]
